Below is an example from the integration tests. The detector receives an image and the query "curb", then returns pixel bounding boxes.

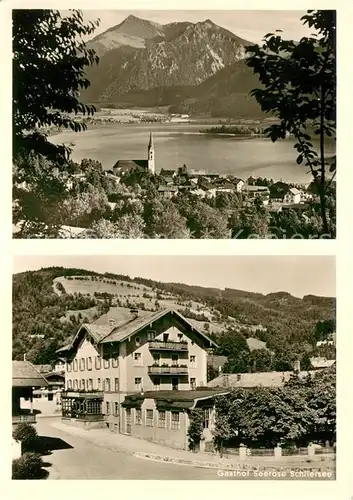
[133,452,335,473]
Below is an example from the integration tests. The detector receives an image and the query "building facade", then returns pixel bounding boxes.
[58,308,225,448]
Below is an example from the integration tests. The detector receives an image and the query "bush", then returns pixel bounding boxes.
[12,452,44,479]
[12,423,38,452]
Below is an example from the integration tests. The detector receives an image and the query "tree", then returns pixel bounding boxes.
[13,423,38,452]
[246,10,336,235]
[13,9,100,163]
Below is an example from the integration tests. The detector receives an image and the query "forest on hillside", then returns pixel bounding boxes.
[13,267,336,371]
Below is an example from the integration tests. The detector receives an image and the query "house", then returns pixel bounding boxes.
[190,187,208,199]
[309,357,336,370]
[281,203,310,212]
[242,185,270,205]
[215,183,235,195]
[104,172,121,186]
[53,357,66,372]
[283,187,301,204]
[234,179,244,193]
[159,169,176,179]
[12,360,48,426]
[33,371,65,406]
[113,132,155,176]
[57,308,225,449]
[158,185,179,199]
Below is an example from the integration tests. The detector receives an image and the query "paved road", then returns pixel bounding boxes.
[35,417,223,480]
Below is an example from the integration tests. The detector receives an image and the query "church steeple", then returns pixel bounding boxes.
[147,131,155,174]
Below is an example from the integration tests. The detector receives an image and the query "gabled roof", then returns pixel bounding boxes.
[113,160,148,171]
[101,307,218,347]
[13,361,49,388]
[289,187,301,195]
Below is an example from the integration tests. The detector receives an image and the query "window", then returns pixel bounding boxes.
[134,352,142,366]
[114,378,120,392]
[114,402,119,416]
[135,377,142,390]
[105,378,111,392]
[190,378,196,390]
[88,378,93,391]
[172,377,178,391]
[87,357,92,370]
[104,358,110,369]
[81,379,85,390]
[97,378,101,390]
[135,408,142,425]
[171,412,180,430]
[146,409,154,427]
[190,355,196,367]
[158,410,166,428]
[80,358,85,371]
[152,353,160,365]
[73,379,78,390]
[171,354,178,366]
[135,336,141,347]
[147,330,156,341]
[177,333,183,341]
[73,359,78,372]
[67,380,72,389]
[163,333,169,342]
[106,402,110,415]
[95,356,101,370]
[153,378,160,391]
[112,357,119,368]
[67,362,72,372]
[203,408,211,429]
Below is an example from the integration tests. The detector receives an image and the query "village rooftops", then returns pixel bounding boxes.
[12,360,49,388]
[208,370,321,389]
[122,388,229,410]
[310,357,336,369]
[289,187,301,195]
[242,185,270,192]
[158,185,178,192]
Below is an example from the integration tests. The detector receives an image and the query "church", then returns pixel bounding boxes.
[112,131,155,177]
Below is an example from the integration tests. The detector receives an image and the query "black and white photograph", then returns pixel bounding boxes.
[12,255,336,480]
[12,9,336,239]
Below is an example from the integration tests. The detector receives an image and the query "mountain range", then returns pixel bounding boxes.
[13,267,335,365]
[83,15,264,117]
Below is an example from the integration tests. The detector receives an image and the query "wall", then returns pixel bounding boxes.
[121,399,189,450]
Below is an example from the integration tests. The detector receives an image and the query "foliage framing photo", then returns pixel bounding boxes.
[12,9,100,164]
[245,10,336,235]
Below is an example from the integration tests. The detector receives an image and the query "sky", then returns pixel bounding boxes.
[13,255,335,298]
[82,10,314,44]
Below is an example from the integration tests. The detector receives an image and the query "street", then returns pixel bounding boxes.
[35,417,222,480]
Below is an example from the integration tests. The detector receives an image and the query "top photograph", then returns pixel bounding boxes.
[12,9,336,239]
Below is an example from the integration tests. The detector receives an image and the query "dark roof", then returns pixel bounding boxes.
[122,388,229,410]
[160,169,176,176]
[13,361,49,388]
[101,308,218,347]
[44,371,65,380]
[113,160,148,171]
[282,203,309,210]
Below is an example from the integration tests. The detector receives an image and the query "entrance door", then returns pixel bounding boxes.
[125,408,131,434]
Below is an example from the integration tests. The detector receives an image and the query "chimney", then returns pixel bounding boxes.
[23,353,26,361]
[108,318,116,327]
[294,360,301,373]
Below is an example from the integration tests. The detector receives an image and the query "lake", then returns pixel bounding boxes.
[51,122,335,184]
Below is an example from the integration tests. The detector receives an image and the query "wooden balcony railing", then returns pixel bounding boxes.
[148,340,188,351]
[148,365,188,375]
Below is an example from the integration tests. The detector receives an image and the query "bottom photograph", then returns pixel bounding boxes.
[12,255,336,480]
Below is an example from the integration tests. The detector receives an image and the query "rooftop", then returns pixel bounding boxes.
[13,361,49,388]
[123,388,229,409]
[208,370,319,389]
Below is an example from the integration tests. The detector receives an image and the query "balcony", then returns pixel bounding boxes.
[12,414,36,425]
[148,365,188,375]
[62,391,104,399]
[148,340,188,351]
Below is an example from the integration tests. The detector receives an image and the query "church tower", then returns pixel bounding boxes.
[147,131,155,174]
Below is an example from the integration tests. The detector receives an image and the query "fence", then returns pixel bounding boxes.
[282,447,308,456]
[205,443,335,459]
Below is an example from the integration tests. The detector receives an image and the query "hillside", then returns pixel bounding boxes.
[13,267,335,369]
[82,15,261,117]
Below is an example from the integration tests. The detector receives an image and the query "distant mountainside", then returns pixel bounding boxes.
[13,267,335,365]
[83,15,261,117]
